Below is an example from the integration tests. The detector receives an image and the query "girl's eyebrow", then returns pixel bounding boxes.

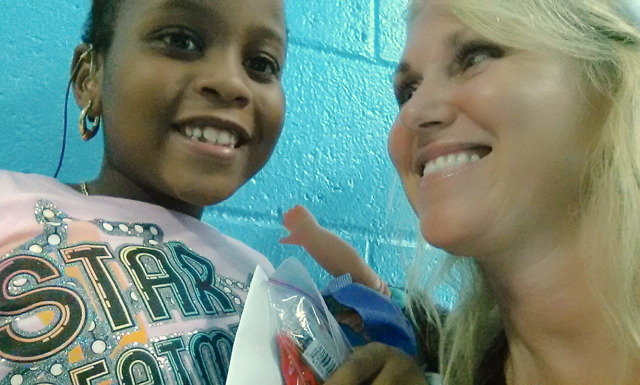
[252,25,287,48]
[153,0,286,47]
[157,0,211,13]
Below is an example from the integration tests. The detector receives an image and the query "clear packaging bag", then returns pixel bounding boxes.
[268,258,352,385]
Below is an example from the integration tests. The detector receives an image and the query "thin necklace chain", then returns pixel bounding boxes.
[80,181,89,196]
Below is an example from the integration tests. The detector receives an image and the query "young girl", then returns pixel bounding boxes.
[0,0,286,384]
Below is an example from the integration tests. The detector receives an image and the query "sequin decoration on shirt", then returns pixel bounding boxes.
[0,200,253,385]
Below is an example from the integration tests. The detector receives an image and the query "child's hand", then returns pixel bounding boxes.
[280,205,321,245]
[325,343,429,385]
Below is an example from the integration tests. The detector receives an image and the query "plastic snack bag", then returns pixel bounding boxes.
[268,258,352,384]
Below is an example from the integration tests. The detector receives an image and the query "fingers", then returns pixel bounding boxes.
[282,205,318,231]
[325,343,428,385]
[282,209,296,229]
[325,345,384,385]
[292,204,312,216]
[279,235,301,245]
[334,309,366,332]
[282,205,304,229]
[324,343,391,384]
[370,358,429,385]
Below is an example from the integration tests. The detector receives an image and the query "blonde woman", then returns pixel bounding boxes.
[326,0,640,384]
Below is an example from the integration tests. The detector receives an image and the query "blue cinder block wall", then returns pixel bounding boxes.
[0,0,431,290]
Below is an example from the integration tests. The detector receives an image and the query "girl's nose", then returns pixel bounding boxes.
[397,79,457,134]
[194,54,252,108]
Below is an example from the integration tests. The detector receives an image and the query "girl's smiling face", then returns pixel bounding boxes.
[87,0,286,215]
[389,0,607,257]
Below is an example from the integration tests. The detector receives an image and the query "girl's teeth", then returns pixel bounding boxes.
[218,131,231,145]
[423,152,482,176]
[203,128,218,143]
[184,126,238,147]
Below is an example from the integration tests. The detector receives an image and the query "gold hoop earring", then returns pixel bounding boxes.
[79,100,101,141]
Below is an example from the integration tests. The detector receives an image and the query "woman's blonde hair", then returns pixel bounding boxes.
[403,1,640,384]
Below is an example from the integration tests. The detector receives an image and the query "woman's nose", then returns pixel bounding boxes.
[193,53,252,108]
[397,78,457,134]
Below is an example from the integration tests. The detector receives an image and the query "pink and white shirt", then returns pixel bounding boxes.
[0,170,273,385]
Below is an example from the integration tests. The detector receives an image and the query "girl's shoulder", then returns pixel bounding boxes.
[0,169,274,274]
[0,170,69,195]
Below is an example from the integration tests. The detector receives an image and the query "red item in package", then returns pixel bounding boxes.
[277,331,318,385]
[268,258,352,384]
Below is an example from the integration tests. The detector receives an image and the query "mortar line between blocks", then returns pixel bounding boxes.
[289,38,397,69]
[206,207,418,242]
[373,0,382,62]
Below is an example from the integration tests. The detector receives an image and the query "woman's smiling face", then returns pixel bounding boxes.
[95,0,286,211]
[388,0,607,257]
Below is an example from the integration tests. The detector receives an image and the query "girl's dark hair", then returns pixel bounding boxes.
[81,0,124,54]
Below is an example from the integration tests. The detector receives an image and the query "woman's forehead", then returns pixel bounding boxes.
[409,0,452,19]
[405,3,469,52]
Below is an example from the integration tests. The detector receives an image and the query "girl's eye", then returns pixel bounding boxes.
[157,30,202,52]
[456,42,504,72]
[395,83,417,107]
[244,55,281,81]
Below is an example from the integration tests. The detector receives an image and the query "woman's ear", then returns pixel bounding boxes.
[71,44,104,118]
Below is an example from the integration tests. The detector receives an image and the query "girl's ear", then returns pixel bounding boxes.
[71,44,104,118]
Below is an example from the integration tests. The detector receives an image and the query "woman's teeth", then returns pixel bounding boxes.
[184,126,238,147]
[423,152,481,176]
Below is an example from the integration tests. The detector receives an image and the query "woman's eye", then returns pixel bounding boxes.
[245,55,281,80]
[395,83,417,107]
[456,42,504,72]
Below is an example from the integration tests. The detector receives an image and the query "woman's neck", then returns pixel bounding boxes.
[479,236,637,385]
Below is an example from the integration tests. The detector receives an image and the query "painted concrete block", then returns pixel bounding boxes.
[368,237,417,288]
[217,44,415,238]
[204,208,368,288]
[0,0,100,181]
[378,0,410,63]
[286,0,376,58]
[370,239,459,309]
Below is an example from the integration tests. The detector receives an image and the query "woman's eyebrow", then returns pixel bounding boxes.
[394,61,414,82]
[447,30,466,49]
[394,30,468,77]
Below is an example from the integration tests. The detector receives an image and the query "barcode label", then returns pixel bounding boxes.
[302,339,339,381]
